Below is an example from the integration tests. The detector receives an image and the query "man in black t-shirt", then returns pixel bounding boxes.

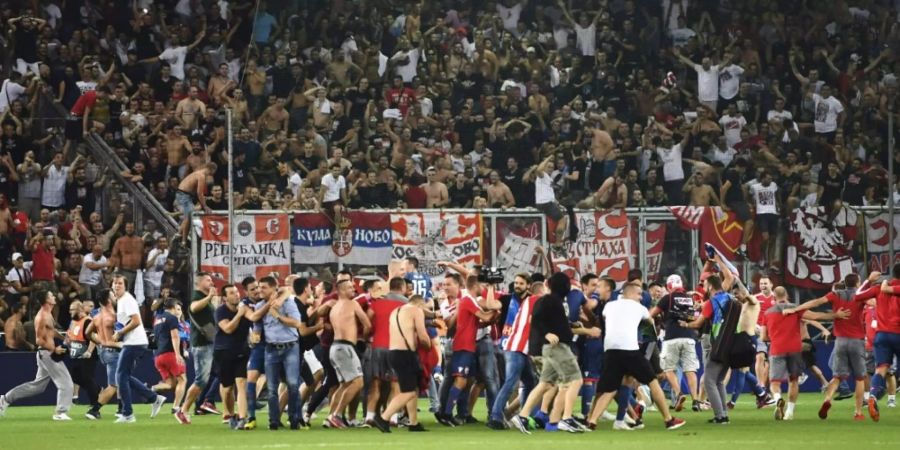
[10,13,45,75]
[213,284,252,429]
[650,275,701,412]
[817,161,844,209]
[842,158,867,205]
[720,159,754,257]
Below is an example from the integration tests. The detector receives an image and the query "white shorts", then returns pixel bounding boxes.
[304,349,323,375]
[661,338,700,373]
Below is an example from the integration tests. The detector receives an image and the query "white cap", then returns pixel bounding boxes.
[11,252,23,262]
[666,274,683,291]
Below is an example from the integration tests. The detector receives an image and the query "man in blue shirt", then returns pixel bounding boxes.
[258,276,304,430]
[404,257,433,299]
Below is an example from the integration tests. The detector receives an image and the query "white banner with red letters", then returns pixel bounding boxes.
[199,214,292,285]
[551,209,633,286]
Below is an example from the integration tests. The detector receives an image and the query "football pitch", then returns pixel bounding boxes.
[2,395,898,450]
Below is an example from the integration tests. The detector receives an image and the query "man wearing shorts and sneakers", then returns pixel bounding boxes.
[783,273,872,420]
[152,299,187,417]
[372,294,432,433]
[762,287,848,421]
[855,264,900,421]
[754,277,776,391]
[650,275,700,412]
[214,284,252,429]
[326,279,371,429]
[588,282,685,431]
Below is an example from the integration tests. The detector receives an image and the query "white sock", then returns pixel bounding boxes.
[889,395,896,402]
[864,392,871,401]
[614,420,625,427]
[365,412,375,421]
[773,393,782,402]
[390,413,398,423]
[786,402,795,415]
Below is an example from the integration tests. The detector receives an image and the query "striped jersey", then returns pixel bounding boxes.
[503,295,539,354]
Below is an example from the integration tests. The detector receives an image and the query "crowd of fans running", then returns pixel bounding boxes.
[2,0,900,338]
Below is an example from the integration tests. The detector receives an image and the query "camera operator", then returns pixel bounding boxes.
[650,275,700,412]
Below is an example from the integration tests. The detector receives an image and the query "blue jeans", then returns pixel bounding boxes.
[116,345,155,416]
[475,338,500,413]
[265,343,301,426]
[490,351,536,421]
[191,344,214,389]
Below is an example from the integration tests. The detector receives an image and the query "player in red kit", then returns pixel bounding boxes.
[854,264,900,421]
[754,277,775,388]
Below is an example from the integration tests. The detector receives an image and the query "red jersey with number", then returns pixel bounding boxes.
[452,294,480,352]
[855,279,900,334]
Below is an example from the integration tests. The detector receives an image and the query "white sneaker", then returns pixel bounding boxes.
[887,398,897,408]
[612,421,634,431]
[600,411,616,421]
[52,413,72,421]
[783,412,794,421]
[558,418,583,433]
[151,395,167,418]
[0,394,9,417]
[114,414,136,423]
[624,414,636,425]
[798,374,809,385]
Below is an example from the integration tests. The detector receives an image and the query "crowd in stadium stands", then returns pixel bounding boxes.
[2,0,900,337]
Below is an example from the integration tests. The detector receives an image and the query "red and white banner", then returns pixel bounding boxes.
[864,212,900,272]
[200,214,292,286]
[551,210,633,285]
[669,206,743,260]
[785,206,858,288]
[493,217,545,286]
[390,212,483,281]
[643,222,667,281]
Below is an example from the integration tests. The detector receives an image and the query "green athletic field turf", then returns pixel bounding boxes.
[1,395,898,449]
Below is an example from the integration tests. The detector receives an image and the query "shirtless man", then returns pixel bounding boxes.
[164,124,192,179]
[585,171,627,208]
[371,294,432,433]
[325,279,371,429]
[259,98,290,137]
[683,172,720,206]
[384,119,413,177]
[175,162,215,241]
[0,291,74,420]
[207,63,236,107]
[421,166,449,208]
[586,118,617,181]
[175,86,207,131]
[486,171,516,208]
[2,302,33,351]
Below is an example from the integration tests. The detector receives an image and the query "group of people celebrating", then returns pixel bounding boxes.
[2,253,899,434]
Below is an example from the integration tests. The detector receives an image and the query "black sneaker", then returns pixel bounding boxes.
[435,412,455,427]
[835,391,854,401]
[691,401,701,412]
[269,422,284,431]
[85,409,101,420]
[458,415,479,424]
[708,416,730,425]
[372,414,391,433]
[407,423,428,432]
[486,419,506,430]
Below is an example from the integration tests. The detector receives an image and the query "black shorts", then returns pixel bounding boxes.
[756,213,779,235]
[802,339,816,368]
[213,349,249,387]
[536,201,565,221]
[640,341,663,376]
[389,350,421,393]
[597,350,656,393]
[727,201,751,222]
[65,117,83,141]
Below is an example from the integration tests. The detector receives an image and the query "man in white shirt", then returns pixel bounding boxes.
[79,244,108,302]
[718,53,745,103]
[718,104,747,147]
[111,275,166,423]
[497,0,526,33]
[319,163,347,229]
[586,282,686,430]
[525,156,568,244]
[41,152,77,210]
[390,40,421,84]
[809,84,844,142]
[279,162,303,198]
[144,237,169,303]
[674,49,719,110]
[0,73,32,114]
[656,133,690,205]
[141,28,207,80]
[749,171,781,267]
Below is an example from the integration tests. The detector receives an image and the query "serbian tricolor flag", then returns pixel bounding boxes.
[669,206,744,260]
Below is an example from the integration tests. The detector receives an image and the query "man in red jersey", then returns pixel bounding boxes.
[783,272,876,420]
[762,287,848,421]
[437,273,499,426]
[855,264,900,421]
[364,278,405,426]
[754,277,775,388]
[64,85,109,155]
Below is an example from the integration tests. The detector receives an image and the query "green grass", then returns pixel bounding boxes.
[1,395,899,449]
